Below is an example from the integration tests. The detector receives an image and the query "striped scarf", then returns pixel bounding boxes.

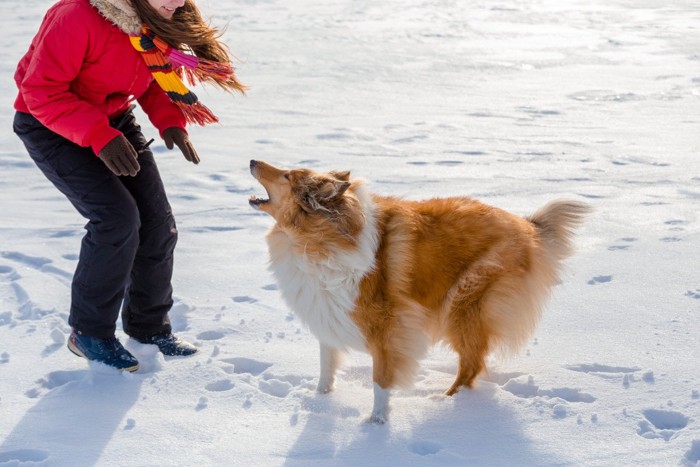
[129,25,233,125]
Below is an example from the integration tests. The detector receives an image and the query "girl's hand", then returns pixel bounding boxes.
[162,127,200,164]
[98,135,140,176]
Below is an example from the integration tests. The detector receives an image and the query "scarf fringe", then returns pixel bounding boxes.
[187,58,235,87]
[175,101,219,126]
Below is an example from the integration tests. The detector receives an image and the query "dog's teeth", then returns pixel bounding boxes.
[248,196,268,205]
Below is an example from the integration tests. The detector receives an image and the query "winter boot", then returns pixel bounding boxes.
[67,329,139,372]
[135,333,198,356]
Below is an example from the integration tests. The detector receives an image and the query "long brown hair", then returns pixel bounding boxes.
[131,0,246,94]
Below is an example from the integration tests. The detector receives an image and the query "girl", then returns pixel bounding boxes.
[13,0,245,371]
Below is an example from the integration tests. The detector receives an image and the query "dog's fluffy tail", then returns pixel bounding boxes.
[527,200,591,261]
[484,201,590,357]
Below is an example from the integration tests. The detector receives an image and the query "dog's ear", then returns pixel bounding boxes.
[298,178,351,213]
[329,170,351,182]
[311,180,350,208]
[320,180,351,201]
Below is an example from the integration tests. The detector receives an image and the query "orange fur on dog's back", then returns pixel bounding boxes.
[249,160,589,422]
[351,197,588,394]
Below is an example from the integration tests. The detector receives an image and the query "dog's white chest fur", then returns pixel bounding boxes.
[266,187,378,351]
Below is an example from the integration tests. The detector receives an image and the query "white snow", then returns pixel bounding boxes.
[1,0,699,465]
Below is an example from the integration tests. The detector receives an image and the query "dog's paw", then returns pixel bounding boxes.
[316,380,335,394]
[366,412,387,425]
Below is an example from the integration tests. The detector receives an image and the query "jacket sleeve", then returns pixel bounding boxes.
[137,80,188,137]
[18,6,120,155]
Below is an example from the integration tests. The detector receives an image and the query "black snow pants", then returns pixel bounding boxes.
[13,110,176,340]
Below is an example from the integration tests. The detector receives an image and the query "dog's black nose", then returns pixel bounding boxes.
[250,160,257,169]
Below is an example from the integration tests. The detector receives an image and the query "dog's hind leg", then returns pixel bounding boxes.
[445,301,489,395]
[317,343,341,393]
[444,268,497,396]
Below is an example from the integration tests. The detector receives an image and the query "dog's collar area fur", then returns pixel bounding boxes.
[89,0,143,35]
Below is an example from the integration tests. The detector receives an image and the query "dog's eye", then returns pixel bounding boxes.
[284,173,290,180]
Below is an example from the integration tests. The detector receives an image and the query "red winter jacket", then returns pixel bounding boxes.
[14,0,186,154]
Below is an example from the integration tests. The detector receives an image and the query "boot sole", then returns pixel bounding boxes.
[67,339,139,373]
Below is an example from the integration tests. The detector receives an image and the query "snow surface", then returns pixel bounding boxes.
[1,0,699,465]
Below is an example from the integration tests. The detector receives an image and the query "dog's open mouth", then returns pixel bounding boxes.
[248,194,269,209]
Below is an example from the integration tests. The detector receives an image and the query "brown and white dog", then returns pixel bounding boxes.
[249,160,589,423]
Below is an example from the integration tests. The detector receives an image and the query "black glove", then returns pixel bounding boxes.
[163,127,200,164]
[98,135,140,176]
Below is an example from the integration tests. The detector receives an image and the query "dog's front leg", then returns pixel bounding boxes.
[368,383,391,424]
[317,343,340,393]
[367,351,393,424]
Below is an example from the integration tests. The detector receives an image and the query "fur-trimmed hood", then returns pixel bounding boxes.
[89,0,142,35]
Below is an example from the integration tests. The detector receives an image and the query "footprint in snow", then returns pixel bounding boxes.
[197,330,227,341]
[565,363,641,374]
[409,440,443,456]
[608,237,637,251]
[0,264,48,323]
[316,131,352,141]
[219,357,272,376]
[0,450,50,464]
[565,363,653,387]
[232,295,257,304]
[1,251,52,269]
[0,262,56,321]
[25,370,87,398]
[637,409,689,441]
[0,312,12,326]
[258,378,293,398]
[578,193,606,199]
[684,290,700,300]
[498,376,593,419]
[195,396,208,411]
[40,328,66,357]
[0,264,20,281]
[391,135,428,144]
[205,379,235,392]
[449,150,488,156]
[665,219,688,231]
[501,375,596,403]
[587,275,612,285]
[683,440,700,466]
[517,106,561,116]
[1,251,72,283]
[208,173,227,181]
